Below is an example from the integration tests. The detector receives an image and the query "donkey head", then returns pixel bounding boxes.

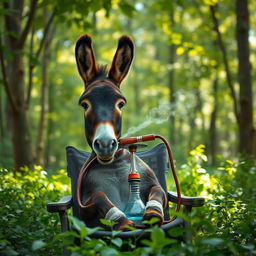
[75,35,134,164]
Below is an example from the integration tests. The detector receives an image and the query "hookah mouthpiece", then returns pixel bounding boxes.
[119,134,156,145]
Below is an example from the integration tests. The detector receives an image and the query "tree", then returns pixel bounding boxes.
[35,8,54,165]
[235,0,255,155]
[210,1,255,155]
[2,0,38,172]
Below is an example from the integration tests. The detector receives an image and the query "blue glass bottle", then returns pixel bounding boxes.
[124,145,145,225]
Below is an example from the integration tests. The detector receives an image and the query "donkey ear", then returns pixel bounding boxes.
[75,34,97,86]
[108,35,134,86]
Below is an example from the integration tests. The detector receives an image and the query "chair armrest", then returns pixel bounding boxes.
[167,191,205,207]
[47,195,73,213]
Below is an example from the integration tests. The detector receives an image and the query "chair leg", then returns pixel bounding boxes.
[59,210,70,232]
[183,205,192,242]
[58,211,70,256]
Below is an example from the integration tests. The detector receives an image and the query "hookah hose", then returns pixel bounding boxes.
[77,134,181,222]
[77,154,97,209]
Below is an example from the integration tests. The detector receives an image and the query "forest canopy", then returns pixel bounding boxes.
[0,0,255,171]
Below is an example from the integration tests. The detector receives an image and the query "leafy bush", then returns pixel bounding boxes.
[1,146,255,255]
[176,146,256,255]
[0,166,70,255]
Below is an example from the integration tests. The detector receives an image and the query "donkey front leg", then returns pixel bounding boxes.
[80,191,134,230]
[143,185,167,226]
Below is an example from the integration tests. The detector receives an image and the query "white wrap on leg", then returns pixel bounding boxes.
[105,207,125,222]
[145,200,164,216]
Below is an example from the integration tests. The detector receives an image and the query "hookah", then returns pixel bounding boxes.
[123,144,146,225]
[119,134,181,223]
[77,134,181,226]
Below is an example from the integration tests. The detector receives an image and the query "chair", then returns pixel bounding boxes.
[47,143,205,254]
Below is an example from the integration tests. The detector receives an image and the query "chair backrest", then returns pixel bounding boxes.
[66,143,170,220]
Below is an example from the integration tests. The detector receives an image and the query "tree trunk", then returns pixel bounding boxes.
[210,4,240,126]
[209,76,218,164]
[4,0,35,171]
[10,106,33,171]
[168,7,176,144]
[188,112,196,150]
[0,78,4,139]
[44,81,54,169]
[236,0,254,155]
[188,88,204,150]
[9,50,34,171]
[169,42,176,144]
[35,8,52,165]
[45,39,59,169]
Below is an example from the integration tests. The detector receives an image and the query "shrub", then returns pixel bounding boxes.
[0,167,70,255]
[1,146,255,255]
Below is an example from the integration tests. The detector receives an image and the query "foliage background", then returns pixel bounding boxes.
[0,0,255,255]
[0,147,255,255]
[0,0,255,169]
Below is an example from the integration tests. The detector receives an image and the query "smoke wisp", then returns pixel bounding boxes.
[122,100,174,138]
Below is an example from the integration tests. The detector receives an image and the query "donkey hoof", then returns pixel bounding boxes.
[143,209,164,226]
[114,217,135,231]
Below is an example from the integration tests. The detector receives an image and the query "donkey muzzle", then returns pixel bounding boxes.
[92,123,118,164]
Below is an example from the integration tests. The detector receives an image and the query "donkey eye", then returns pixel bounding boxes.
[118,101,125,109]
[81,102,89,110]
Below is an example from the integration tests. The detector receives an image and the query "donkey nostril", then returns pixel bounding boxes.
[111,139,117,150]
[94,139,101,150]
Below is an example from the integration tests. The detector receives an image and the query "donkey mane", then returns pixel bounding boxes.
[89,64,108,82]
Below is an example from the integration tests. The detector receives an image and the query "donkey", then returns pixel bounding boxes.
[75,34,167,230]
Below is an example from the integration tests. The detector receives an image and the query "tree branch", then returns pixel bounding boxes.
[26,8,56,108]
[36,8,56,59]
[18,0,38,49]
[0,36,17,112]
[26,28,35,109]
[210,4,240,125]
[3,1,15,43]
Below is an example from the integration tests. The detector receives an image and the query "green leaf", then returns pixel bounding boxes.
[169,209,191,222]
[68,216,85,231]
[241,244,255,251]
[168,226,185,237]
[111,237,123,248]
[90,0,103,12]
[151,227,165,242]
[71,252,80,256]
[31,240,46,251]
[201,238,224,246]
[142,217,160,226]
[118,1,135,17]
[86,226,102,235]
[121,225,137,231]
[101,247,119,256]
[0,247,19,256]
[100,218,117,228]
